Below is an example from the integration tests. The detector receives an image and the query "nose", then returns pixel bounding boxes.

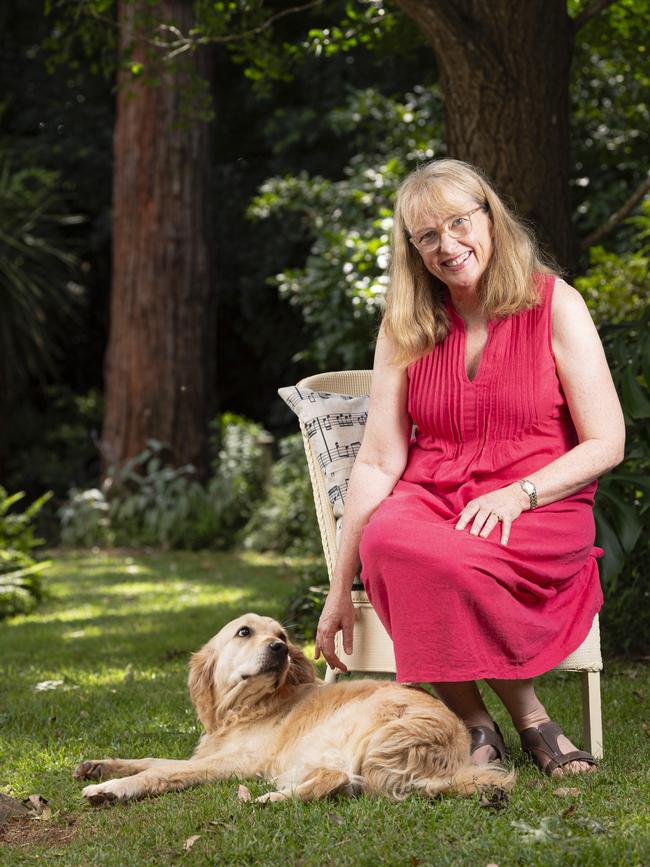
[268,640,288,657]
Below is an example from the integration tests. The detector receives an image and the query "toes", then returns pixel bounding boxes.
[256,791,288,804]
[74,761,105,780]
[82,785,119,806]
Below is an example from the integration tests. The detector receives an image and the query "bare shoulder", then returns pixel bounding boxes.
[550,277,597,346]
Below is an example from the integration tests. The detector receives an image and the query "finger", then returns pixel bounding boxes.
[455,501,480,530]
[317,632,348,672]
[500,518,512,546]
[479,512,500,539]
[341,619,354,655]
[469,509,491,536]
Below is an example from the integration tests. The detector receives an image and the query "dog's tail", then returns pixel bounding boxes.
[361,710,515,801]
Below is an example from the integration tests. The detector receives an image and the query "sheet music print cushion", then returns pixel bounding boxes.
[278,387,369,518]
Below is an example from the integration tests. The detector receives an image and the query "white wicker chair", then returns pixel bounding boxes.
[298,369,604,758]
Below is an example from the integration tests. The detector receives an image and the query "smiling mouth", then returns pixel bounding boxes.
[443,251,471,267]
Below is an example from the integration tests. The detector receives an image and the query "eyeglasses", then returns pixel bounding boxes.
[409,205,486,253]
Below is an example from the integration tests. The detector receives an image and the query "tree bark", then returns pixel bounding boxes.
[101,0,215,477]
[394,0,575,268]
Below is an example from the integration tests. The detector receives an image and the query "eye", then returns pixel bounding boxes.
[450,216,469,228]
[236,626,251,637]
[417,229,438,246]
[278,632,287,643]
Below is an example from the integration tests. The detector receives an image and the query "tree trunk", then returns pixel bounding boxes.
[101,0,215,477]
[394,0,575,269]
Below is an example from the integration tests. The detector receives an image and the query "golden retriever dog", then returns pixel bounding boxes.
[75,614,513,804]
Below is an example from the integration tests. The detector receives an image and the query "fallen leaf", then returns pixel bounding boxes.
[478,786,509,811]
[24,795,52,820]
[236,784,252,802]
[327,812,345,826]
[79,710,89,719]
[183,835,200,852]
[641,722,649,737]
[486,863,500,867]
[562,804,578,818]
[553,787,580,797]
[207,820,235,832]
[0,793,32,821]
[623,668,639,679]
[633,688,646,702]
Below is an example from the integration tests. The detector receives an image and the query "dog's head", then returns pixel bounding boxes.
[188,613,315,732]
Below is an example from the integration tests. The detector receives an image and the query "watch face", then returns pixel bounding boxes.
[521,481,535,495]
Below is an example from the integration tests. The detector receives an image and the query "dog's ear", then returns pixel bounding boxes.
[188,644,218,732]
[285,642,316,686]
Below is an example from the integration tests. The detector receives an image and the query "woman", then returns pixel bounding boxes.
[314,159,625,776]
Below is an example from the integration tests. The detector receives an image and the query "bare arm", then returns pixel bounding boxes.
[456,279,625,544]
[314,324,411,669]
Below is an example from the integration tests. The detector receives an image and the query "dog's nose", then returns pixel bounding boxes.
[268,640,288,656]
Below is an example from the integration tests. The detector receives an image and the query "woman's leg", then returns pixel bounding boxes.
[430,681,499,765]
[486,678,594,775]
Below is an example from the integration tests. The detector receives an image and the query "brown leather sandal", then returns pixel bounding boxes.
[519,720,597,776]
[469,721,507,763]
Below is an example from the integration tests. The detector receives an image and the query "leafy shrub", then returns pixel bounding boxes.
[0,487,51,619]
[59,414,272,550]
[243,433,321,555]
[594,309,650,654]
[283,560,329,645]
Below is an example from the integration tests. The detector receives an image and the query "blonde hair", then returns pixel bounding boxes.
[383,159,556,367]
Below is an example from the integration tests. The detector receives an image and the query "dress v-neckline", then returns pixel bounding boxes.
[447,299,493,385]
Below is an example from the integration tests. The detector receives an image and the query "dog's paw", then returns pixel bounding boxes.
[256,791,289,804]
[82,780,132,805]
[74,760,109,781]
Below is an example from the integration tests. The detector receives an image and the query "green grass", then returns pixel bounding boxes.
[1,550,649,866]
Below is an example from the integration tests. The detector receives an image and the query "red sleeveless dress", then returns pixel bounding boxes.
[359,276,603,682]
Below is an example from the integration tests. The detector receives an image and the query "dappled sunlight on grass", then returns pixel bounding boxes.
[2,549,649,865]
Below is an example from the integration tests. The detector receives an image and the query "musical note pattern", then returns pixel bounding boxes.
[278,386,370,518]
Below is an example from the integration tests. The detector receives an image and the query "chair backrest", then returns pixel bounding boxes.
[297,370,372,583]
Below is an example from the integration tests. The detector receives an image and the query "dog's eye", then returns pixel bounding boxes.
[236,626,251,637]
[278,632,287,643]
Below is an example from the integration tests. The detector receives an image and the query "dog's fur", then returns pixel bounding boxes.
[75,614,513,803]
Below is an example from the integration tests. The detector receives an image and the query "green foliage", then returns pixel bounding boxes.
[0,157,82,394]
[570,0,650,246]
[0,486,51,619]
[243,433,322,555]
[576,196,650,324]
[59,415,271,550]
[249,85,444,369]
[594,309,650,579]
[283,559,329,643]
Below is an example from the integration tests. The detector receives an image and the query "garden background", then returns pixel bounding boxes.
[1,1,649,864]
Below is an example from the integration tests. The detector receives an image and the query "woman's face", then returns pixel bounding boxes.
[409,189,493,294]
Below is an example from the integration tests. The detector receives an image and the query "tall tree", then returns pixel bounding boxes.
[101,0,215,476]
[393,0,577,267]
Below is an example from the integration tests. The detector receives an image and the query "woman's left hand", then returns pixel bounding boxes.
[455,483,529,545]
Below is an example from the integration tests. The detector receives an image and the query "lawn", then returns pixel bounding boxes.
[0,550,649,866]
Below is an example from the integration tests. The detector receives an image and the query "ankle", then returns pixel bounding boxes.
[514,709,551,734]
[462,710,495,730]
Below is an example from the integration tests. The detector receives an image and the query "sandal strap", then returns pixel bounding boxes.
[519,720,596,776]
[469,722,507,762]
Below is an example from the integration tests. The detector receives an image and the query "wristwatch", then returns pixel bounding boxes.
[518,479,538,510]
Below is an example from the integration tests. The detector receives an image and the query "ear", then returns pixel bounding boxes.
[285,642,316,686]
[188,644,218,733]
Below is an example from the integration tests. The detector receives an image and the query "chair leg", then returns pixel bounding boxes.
[324,665,339,684]
[581,670,603,759]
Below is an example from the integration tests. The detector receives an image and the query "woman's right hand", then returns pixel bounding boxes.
[314,589,356,672]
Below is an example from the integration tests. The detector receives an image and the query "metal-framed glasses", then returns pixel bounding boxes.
[409,205,486,253]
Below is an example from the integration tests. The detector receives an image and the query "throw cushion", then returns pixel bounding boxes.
[278,386,369,518]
